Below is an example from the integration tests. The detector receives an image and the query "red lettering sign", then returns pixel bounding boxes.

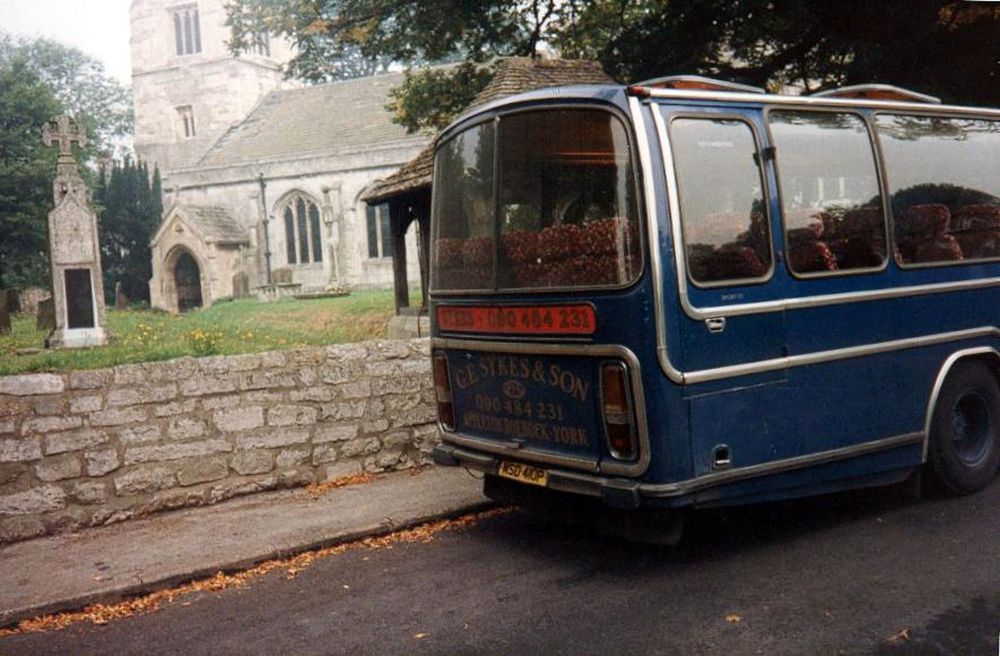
[436,305,596,336]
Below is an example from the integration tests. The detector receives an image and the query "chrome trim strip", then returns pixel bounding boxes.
[628,97,685,384]
[685,327,1000,385]
[689,276,1000,321]
[640,431,925,497]
[639,87,1000,118]
[650,105,699,327]
[447,432,924,499]
[811,83,941,105]
[432,337,652,476]
[921,348,1000,461]
[444,432,601,473]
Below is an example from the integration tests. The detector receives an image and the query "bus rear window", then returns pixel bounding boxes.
[431,109,642,292]
[670,118,772,285]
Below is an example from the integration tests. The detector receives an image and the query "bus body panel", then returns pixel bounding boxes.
[430,85,1000,511]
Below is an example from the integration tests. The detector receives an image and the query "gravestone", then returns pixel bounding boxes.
[18,288,49,317]
[37,297,56,332]
[42,115,108,348]
[232,272,250,299]
[115,281,129,310]
[0,293,9,335]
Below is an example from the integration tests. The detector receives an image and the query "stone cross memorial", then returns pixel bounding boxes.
[42,115,109,348]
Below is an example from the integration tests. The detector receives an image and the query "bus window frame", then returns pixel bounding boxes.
[763,106,892,281]
[873,110,1000,272]
[430,101,648,297]
[667,111,777,290]
[429,114,500,295]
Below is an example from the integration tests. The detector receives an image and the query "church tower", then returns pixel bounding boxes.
[130,0,295,174]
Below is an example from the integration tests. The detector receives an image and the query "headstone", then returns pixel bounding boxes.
[18,288,49,317]
[41,115,108,348]
[37,297,56,332]
[115,281,129,310]
[0,294,9,335]
[5,289,20,315]
[232,272,250,299]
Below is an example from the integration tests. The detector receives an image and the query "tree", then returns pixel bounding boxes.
[94,160,162,304]
[226,0,1000,133]
[0,31,133,160]
[225,0,393,82]
[578,0,1000,102]
[0,58,61,290]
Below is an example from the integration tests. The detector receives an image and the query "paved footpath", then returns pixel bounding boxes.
[0,466,489,627]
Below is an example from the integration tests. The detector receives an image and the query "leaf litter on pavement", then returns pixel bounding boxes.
[0,506,514,638]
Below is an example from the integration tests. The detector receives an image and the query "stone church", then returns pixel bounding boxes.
[130,0,429,312]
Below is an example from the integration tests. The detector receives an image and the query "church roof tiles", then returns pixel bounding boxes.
[197,72,419,168]
[177,205,248,244]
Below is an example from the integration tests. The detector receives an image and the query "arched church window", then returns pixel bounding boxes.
[173,5,202,56]
[279,193,323,265]
[366,203,392,258]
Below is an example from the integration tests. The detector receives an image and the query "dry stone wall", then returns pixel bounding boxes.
[0,339,439,544]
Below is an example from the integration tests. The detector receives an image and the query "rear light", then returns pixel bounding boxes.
[432,352,455,430]
[601,362,637,460]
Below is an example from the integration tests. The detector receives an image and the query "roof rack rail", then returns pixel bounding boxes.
[632,75,766,94]
[811,84,941,104]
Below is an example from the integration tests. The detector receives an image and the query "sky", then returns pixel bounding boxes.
[1,0,133,83]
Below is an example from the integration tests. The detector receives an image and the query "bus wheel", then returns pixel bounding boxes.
[928,360,1000,495]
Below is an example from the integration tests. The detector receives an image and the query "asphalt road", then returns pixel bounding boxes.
[3,479,998,655]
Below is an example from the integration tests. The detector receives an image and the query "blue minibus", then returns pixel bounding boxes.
[429,76,1000,539]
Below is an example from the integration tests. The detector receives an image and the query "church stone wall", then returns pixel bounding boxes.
[0,339,439,544]
[167,141,428,292]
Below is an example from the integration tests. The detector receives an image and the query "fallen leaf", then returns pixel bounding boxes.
[725,614,742,623]
[414,633,428,640]
[887,628,910,643]
[304,473,377,498]
[0,507,516,639]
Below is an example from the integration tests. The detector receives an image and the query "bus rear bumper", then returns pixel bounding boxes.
[432,443,643,509]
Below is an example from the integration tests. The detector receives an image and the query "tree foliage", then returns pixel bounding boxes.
[387,63,493,133]
[0,31,133,160]
[94,160,163,304]
[226,0,1000,132]
[0,58,61,290]
[225,0,393,82]
[0,32,138,292]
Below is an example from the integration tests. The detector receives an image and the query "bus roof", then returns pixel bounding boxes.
[441,82,1000,142]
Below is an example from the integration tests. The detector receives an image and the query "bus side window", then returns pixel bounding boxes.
[875,114,1000,266]
[768,110,887,276]
[671,118,772,285]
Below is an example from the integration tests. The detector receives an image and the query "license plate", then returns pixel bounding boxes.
[497,460,548,487]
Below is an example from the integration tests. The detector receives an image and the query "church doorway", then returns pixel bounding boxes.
[173,250,203,312]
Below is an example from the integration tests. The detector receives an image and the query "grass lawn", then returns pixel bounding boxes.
[0,290,404,376]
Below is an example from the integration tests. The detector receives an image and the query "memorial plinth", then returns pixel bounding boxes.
[42,115,108,348]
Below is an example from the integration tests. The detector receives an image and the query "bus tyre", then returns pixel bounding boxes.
[928,361,1000,495]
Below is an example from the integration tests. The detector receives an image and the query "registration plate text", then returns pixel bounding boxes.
[497,460,548,487]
